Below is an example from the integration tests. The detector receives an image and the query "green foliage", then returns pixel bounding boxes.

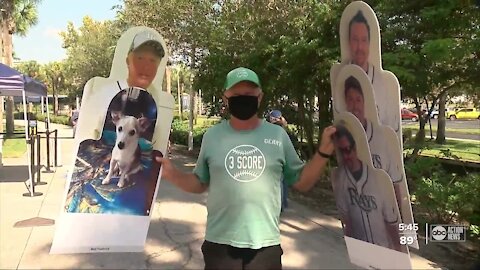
[11,0,41,36]
[405,157,480,238]
[60,17,126,98]
[377,0,480,145]
[41,113,70,126]
[189,0,344,158]
[120,0,215,61]
[173,111,190,120]
[14,60,44,80]
[169,118,208,147]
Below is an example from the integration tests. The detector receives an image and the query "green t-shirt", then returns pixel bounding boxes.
[193,119,304,249]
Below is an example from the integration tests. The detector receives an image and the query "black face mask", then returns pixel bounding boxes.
[227,95,259,120]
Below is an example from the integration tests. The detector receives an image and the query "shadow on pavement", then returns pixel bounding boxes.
[23,218,205,269]
[0,165,30,183]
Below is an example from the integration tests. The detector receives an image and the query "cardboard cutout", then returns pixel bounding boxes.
[333,65,416,235]
[331,114,412,269]
[50,26,174,254]
[330,0,417,250]
[330,1,402,143]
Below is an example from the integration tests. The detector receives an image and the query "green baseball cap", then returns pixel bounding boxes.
[224,67,261,90]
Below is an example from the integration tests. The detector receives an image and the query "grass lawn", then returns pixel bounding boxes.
[2,138,27,158]
[404,139,480,162]
[1,124,28,158]
[174,120,479,162]
[179,116,221,128]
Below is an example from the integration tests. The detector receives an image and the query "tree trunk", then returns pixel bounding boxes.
[412,97,425,157]
[3,16,15,135]
[188,48,195,151]
[54,95,59,115]
[53,83,58,115]
[297,96,313,158]
[5,97,14,133]
[424,97,433,140]
[166,66,171,94]
[304,96,315,156]
[178,77,183,120]
[193,91,198,126]
[435,93,447,144]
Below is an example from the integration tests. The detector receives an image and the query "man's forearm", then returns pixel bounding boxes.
[293,153,329,192]
[166,170,208,194]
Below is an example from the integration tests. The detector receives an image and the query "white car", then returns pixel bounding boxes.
[430,108,452,119]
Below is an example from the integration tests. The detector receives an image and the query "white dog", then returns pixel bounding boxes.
[102,111,150,188]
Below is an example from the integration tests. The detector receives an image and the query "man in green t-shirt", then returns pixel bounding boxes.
[156,67,336,269]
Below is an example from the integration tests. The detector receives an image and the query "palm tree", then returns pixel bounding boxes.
[43,62,64,115]
[172,64,191,120]
[0,0,41,134]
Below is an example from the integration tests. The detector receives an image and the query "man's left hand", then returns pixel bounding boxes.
[318,125,336,155]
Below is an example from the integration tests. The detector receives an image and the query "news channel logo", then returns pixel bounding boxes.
[428,224,468,242]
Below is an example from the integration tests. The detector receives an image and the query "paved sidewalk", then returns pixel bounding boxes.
[0,125,442,269]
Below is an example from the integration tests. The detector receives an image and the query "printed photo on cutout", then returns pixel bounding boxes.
[334,65,402,181]
[51,26,175,254]
[65,88,163,216]
[333,64,417,247]
[331,114,408,255]
[331,1,401,138]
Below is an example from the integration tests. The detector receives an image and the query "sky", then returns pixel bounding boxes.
[13,0,121,64]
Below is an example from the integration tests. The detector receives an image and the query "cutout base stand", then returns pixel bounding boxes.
[22,192,43,197]
[14,217,55,228]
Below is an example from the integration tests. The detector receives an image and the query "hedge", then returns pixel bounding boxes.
[13,111,71,126]
[169,118,209,147]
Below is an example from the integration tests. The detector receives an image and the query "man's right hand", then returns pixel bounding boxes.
[154,153,208,194]
[155,156,176,181]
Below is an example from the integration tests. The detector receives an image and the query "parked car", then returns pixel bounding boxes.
[447,108,480,120]
[430,108,452,119]
[401,108,419,121]
[410,107,428,117]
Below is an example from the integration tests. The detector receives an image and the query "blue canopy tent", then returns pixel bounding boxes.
[0,63,48,196]
[0,65,47,97]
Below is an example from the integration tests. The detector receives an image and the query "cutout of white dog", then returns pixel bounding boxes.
[102,111,151,188]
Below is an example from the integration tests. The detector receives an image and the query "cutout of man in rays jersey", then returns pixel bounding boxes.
[348,10,400,134]
[344,75,403,211]
[331,124,404,252]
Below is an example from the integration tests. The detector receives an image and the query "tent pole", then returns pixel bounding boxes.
[41,96,44,115]
[45,95,51,129]
[22,89,41,197]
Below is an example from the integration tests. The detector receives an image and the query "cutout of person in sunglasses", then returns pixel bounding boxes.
[331,124,405,252]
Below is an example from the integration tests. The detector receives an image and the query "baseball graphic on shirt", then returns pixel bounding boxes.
[225,145,266,182]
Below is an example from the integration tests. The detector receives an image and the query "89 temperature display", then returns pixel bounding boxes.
[398,223,418,245]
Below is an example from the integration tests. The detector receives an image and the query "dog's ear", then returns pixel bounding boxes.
[111,111,123,125]
[137,116,151,134]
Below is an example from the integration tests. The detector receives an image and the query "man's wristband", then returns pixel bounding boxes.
[316,149,332,159]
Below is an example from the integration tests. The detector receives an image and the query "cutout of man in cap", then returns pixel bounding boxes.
[103,31,165,128]
[72,29,167,215]
[155,67,338,269]
[125,31,165,89]
[75,30,165,137]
